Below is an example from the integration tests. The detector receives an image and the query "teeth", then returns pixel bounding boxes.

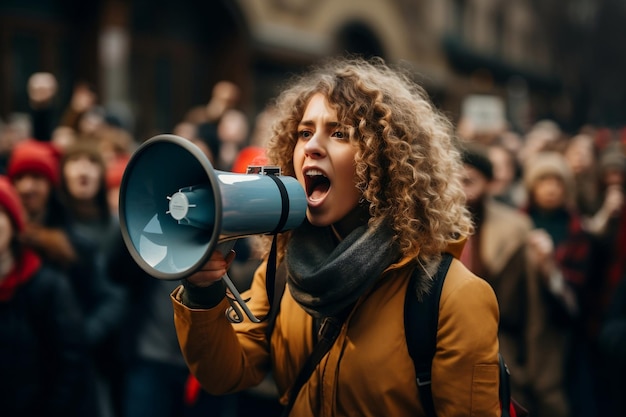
[305,169,326,177]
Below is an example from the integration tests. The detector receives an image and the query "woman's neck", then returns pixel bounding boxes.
[331,203,370,240]
[71,199,101,221]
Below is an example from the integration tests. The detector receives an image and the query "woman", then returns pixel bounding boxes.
[171,57,500,416]
[0,175,87,416]
[523,151,598,417]
[7,139,77,269]
[58,142,128,416]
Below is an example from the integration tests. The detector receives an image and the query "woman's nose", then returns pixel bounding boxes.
[303,133,325,158]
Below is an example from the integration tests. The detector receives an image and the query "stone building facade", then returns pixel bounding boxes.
[0,0,566,142]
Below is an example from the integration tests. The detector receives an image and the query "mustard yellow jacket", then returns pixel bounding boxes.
[171,242,501,417]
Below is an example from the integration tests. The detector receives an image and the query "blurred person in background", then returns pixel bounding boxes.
[583,143,626,238]
[7,139,76,269]
[196,120,222,168]
[174,119,220,166]
[459,141,548,416]
[584,143,626,278]
[59,80,99,134]
[522,151,600,417]
[196,80,245,171]
[76,105,109,143]
[58,142,121,258]
[215,108,250,171]
[580,143,626,337]
[0,175,88,417]
[8,141,127,417]
[93,123,134,216]
[248,104,278,149]
[597,271,626,416]
[56,77,131,151]
[26,71,60,142]
[173,120,199,141]
[0,113,31,174]
[51,125,79,153]
[517,119,564,167]
[486,138,525,208]
[582,143,626,416]
[95,124,135,169]
[563,133,600,218]
[58,142,128,417]
[205,80,242,125]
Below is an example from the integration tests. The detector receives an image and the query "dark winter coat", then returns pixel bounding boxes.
[0,256,88,417]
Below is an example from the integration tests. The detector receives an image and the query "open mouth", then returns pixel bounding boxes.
[304,169,330,201]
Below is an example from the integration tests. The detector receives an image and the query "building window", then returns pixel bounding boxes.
[494,7,505,56]
[450,0,466,38]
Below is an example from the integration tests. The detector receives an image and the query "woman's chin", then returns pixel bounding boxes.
[305,212,330,227]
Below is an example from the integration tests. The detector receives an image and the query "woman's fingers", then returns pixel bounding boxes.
[185,250,236,287]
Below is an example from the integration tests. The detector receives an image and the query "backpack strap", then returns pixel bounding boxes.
[266,262,347,417]
[404,252,453,417]
[279,314,345,417]
[266,260,288,339]
[266,260,347,417]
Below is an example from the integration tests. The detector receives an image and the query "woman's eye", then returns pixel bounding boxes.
[332,131,345,139]
[298,130,312,139]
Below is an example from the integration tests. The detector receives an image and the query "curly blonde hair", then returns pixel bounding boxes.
[265,57,472,265]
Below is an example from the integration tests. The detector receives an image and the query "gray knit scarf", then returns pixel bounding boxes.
[286,219,401,318]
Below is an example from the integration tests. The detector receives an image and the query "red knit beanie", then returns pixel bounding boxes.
[0,175,25,232]
[106,156,129,190]
[7,139,61,186]
[0,175,40,302]
[231,146,269,174]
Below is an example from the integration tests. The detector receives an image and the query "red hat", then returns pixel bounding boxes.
[7,139,60,186]
[231,146,269,174]
[0,175,25,232]
[106,156,129,190]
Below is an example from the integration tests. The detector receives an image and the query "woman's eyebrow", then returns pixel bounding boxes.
[298,120,341,128]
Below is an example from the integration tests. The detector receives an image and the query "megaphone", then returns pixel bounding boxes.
[118,134,307,321]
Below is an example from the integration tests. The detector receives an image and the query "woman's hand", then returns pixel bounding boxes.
[185,249,236,287]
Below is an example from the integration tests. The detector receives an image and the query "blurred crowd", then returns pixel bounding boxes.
[0,70,624,417]
[0,73,278,417]
[457,117,626,417]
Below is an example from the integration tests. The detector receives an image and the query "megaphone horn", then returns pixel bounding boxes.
[118,134,307,322]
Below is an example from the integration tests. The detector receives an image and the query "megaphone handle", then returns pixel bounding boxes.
[222,272,262,323]
[216,240,262,324]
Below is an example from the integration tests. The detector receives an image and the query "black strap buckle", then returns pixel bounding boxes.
[318,317,341,342]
